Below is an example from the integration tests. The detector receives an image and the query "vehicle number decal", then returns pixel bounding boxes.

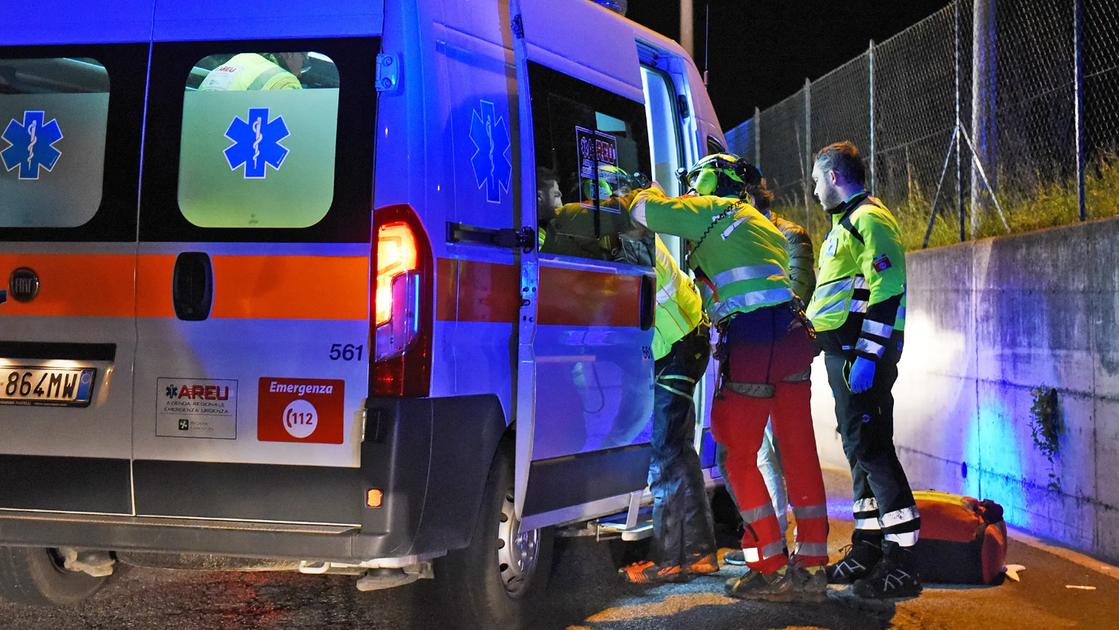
[328,343,364,361]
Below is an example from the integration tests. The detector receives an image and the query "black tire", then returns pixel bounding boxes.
[0,546,109,606]
[436,442,554,629]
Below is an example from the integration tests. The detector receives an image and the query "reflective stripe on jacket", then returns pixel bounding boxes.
[199,53,302,91]
[653,235,707,360]
[634,188,793,324]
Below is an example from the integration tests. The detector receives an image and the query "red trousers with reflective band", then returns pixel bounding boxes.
[711,305,829,573]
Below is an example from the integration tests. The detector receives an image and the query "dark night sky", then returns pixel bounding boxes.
[626,0,952,129]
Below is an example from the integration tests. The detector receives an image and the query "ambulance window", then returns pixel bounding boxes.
[177,51,340,228]
[0,57,109,228]
[530,63,653,265]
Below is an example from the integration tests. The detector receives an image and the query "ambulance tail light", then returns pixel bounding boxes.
[371,205,432,397]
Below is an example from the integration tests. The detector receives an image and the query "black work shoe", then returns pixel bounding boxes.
[827,540,883,584]
[852,544,922,599]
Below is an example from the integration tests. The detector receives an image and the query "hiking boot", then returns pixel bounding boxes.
[852,543,922,599]
[723,549,746,566]
[725,569,794,601]
[725,567,826,602]
[619,560,688,584]
[788,565,828,602]
[685,552,720,575]
[826,539,883,584]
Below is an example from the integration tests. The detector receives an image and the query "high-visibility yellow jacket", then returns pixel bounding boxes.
[199,53,302,91]
[652,235,707,360]
[632,187,793,324]
[807,192,906,361]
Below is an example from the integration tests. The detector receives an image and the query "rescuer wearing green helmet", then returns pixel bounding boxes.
[808,140,921,599]
[626,153,829,602]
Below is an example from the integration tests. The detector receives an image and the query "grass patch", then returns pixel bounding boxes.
[771,151,1119,255]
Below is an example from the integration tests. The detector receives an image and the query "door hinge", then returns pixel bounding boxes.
[512,14,524,39]
[376,53,400,93]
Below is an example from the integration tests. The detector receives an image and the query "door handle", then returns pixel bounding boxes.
[173,252,213,321]
[639,274,655,331]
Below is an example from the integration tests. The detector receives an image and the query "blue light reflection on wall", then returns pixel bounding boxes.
[966,392,1031,531]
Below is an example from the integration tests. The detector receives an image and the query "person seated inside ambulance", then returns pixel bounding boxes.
[542,165,633,260]
[198,52,308,91]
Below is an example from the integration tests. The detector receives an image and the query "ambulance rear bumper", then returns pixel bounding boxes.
[0,394,508,562]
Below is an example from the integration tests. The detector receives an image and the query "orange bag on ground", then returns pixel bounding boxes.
[912,490,1007,585]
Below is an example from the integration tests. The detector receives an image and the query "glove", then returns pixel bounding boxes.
[848,356,876,393]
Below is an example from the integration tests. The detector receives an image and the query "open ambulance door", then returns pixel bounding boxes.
[509,0,657,529]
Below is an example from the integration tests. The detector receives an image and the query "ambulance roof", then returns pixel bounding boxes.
[0,0,385,46]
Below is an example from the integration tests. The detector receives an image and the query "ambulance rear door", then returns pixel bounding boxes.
[0,23,148,516]
[131,6,380,525]
[510,0,657,528]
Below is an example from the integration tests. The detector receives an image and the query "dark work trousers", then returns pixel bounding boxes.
[649,324,716,565]
[823,331,920,546]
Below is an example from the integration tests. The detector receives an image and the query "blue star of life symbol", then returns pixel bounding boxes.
[469,100,512,203]
[223,107,290,179]
[2,111,64,180]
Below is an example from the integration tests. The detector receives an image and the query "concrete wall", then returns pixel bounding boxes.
[809,216,1119,562]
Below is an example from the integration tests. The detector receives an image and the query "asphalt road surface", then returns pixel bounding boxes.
[3,469,1117,629]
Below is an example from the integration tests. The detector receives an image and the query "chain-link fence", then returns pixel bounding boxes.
[727,0,1119,249]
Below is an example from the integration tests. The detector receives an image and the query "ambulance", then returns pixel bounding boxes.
[0,0,726,624]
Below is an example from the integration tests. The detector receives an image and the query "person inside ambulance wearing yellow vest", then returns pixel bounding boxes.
[618,232,719,584]
[198,52,307,91]
[808,141,922,600]
[625,153,829,602]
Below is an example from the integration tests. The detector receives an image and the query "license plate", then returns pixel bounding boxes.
[0,366,97,407]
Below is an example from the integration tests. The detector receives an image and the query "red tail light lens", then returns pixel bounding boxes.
[371,205,431,397]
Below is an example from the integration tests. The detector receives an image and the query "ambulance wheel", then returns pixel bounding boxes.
[437,443,553,629]
[0,546,109,606]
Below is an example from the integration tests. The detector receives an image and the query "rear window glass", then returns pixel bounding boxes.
[177,51,339,228]
[0,57,109,228]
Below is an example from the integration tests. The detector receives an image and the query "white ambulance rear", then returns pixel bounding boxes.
[0,0,726,625]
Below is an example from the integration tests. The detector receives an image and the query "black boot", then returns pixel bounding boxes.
[852,541,922,599]
[826,533,882,584]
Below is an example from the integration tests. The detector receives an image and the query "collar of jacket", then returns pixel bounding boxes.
[827,190,869,219]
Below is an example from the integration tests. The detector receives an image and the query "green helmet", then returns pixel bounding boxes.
[683,153,762,198]
[582,164,630,200]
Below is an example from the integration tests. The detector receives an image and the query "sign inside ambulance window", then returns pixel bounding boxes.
[0,57,108,228]
[257,377,344,444]
[178,52,339,228]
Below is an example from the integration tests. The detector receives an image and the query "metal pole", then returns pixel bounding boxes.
[805,79,813,232]
[955,0,964,242]
[1074,0,1087,221]
[754,106,762,167]
[680,0,694,60]
[868,39,876,196]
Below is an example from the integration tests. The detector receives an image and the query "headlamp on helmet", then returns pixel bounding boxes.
[683,153,762,198]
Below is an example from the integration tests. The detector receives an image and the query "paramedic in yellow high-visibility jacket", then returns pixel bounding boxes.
[199,52,305,91]
[808,140,921,600]
[619,234,717,584]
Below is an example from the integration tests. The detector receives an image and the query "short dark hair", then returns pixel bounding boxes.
[814,141,866,186]
[536,166,559,188]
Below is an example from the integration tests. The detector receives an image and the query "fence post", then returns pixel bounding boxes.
[1074,0,1087,222]
[804,79,812,230]
[868,39,876,196]
[955,0,965,242]
[754,106,761,168]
